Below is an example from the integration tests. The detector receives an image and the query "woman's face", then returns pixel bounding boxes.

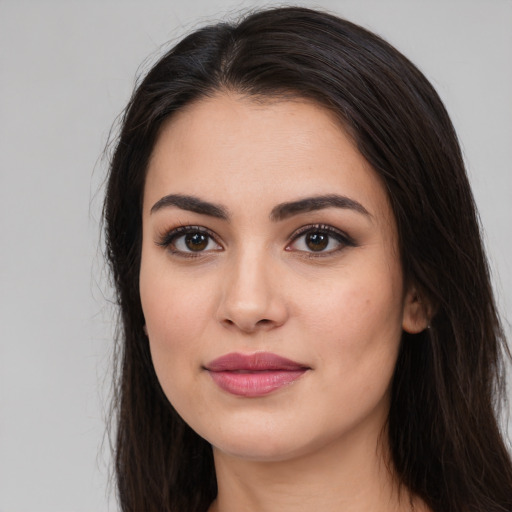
[140,93,425,461]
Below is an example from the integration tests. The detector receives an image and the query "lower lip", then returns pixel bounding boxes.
[207,370,307,397]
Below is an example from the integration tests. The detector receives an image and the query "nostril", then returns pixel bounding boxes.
[221,317,273,332]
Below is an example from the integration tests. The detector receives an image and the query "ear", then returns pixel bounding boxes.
[402,285,430,334]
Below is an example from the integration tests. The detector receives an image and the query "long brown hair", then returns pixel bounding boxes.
[103,7,512,512]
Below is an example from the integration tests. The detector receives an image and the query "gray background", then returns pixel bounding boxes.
[1,1,511,511]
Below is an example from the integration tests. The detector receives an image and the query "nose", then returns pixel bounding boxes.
[216,249,289,334]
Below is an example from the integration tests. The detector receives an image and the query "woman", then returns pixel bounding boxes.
[103,6,512,512]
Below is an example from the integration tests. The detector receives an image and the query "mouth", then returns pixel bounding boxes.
[204,352,310,397]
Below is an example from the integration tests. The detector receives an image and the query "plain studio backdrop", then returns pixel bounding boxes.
[0,1,511,511]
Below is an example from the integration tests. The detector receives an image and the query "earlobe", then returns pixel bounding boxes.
[402,287,431,334]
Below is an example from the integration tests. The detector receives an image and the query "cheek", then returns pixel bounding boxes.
[140,243,215,332]
[306,262,402,326]
[301,263,404,374]
[141,270,227,438]
[140,271,212,426]
[142,279,206,335]
[139,253,214,394]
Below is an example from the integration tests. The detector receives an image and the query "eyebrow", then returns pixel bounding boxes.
[150,194,229,219]
[269,194,371,221]
[150,193,370,221]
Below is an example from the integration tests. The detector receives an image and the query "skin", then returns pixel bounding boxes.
[140,93,429,512]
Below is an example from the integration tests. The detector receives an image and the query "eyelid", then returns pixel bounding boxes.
[154,223,355,257]
[286,224,356,254]
[155,225,223,255]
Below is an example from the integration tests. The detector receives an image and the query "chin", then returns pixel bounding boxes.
[197,416,348,464]
[187,412,309,462]
[212,435,314,462]
[190,396,391,466]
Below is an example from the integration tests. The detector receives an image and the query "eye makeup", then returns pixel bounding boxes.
[155,222,356,259]
[155,225,223,258]
[286,223,356,257]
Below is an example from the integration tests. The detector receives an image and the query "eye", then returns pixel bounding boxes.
[157,226,222,255]
[287,225,354,254]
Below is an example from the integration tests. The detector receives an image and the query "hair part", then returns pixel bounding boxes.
[103,6,512,511]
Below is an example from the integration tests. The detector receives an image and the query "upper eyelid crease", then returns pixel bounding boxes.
[291,224,354,242]
[157,224,354,256]
[150,193,370,222]
[156,225,219,246]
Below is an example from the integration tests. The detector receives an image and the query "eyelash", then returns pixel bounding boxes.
[156,225,221,258]
[156,224,355,258]
[287,224,355,257]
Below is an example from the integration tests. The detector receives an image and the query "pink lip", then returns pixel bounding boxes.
[204,352,309,397]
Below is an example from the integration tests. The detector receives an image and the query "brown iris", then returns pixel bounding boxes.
[185,232,208,251]
[305,232,329,251]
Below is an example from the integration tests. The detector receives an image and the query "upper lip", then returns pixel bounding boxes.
[205,352,309,372]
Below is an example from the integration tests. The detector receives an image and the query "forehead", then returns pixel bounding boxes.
[144,93,392,223]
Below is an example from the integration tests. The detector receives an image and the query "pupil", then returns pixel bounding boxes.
[185,233,208,251]
[306,232,328,251]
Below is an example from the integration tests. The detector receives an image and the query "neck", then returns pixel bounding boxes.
[209,424,415,512]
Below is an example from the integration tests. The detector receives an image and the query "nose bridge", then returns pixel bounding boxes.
[218,242,287,332]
